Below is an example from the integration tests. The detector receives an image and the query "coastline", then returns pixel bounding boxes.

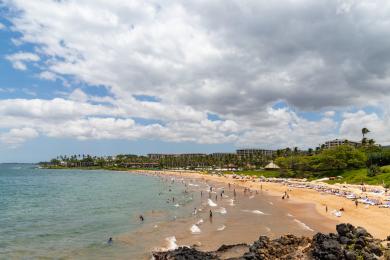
[132,169,390,240]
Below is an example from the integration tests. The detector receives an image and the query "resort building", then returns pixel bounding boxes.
[236,149,274,157]
[323,139,360,149]
[147,153,207,160]
[211,152,235,158]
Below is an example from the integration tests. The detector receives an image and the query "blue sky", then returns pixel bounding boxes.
[0,1,390,162]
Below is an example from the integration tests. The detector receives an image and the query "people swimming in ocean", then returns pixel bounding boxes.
[139,215,144,221]
[107,237,113,245]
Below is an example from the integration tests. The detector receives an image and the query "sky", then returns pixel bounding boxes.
[0,0,390,162]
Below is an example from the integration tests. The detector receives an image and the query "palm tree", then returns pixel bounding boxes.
[362,128,370,138]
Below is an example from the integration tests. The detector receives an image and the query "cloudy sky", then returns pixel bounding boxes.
[0,0,390,162]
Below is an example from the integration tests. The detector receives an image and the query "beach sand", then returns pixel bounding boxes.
[134,170,390,241]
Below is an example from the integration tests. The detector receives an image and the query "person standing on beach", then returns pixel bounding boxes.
[234,189,236,198]
[355,200,358,208]
[325,205,328,213]
[201,191,203,197]
[209,210,213,221]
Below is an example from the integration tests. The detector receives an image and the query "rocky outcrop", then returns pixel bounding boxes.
[152,224,390,260]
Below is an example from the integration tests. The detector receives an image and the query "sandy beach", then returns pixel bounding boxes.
[133,169,390,240]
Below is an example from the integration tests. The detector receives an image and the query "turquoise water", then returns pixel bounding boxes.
[0,164,196,259]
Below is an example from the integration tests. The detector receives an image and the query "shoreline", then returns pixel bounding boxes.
[132,169,390,240]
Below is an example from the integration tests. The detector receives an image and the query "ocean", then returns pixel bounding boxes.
[0,164,335,259]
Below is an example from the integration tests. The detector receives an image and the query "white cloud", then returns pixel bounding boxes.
[1,0,390,148]
[5,52,40,70]
[0,127,39,147]
[0,23,5,30]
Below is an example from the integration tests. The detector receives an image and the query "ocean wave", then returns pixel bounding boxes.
[191,224,201,234]
[217,225,226,231]
[208,199,217,207]
[294,219,314,231]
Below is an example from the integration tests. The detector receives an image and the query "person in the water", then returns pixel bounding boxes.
[108,237,113,244]
[139,215,144,221]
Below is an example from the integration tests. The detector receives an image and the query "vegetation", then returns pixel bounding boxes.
[41,128,390,185]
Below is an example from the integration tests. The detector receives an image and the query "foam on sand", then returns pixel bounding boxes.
[208,199,217,207]
[269,202,274,205]
[174,204,179,207]
[228,199,235,206]
[215,207,227,214]
[188,183,199,187]
[190,224,201,234]
[287,213,294,217]
[265,226,271,232]
[165,236,178,250]
[196,219,204,225]
[249,195,255,199]
[294,219,314,231]
[217,225,226,231]
[242,209,267,215]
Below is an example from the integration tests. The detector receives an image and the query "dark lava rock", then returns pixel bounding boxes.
[152,224,388,260]
[152,247,218,260]
[343,250,357,260]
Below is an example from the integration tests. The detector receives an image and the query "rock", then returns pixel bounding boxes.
[386,235,390,241]
[339,236,351,245]
[344,250,357,260]
[336,223,354,237]
[152,224,386,260]
[152,247,218,260]
[355,227,370,238]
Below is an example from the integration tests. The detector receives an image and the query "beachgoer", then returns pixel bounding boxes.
[139,215,144,221]
[234,189,236,197]
[209,210,213,219]
[201,191,203,197]
[108,237,113,244]
[355,200,358,208]
[325,205,328,212]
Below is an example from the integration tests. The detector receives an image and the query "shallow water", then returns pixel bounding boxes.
[0,165,335,259]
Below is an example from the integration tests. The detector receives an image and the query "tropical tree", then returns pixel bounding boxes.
[362,127,370,138]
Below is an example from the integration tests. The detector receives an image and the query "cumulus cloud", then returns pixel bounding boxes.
[1,0,390,148]
[0,127,39,147]
[0,22,5,30]
[5,52,40,70]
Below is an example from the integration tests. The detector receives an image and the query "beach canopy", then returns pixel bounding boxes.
[265,161,280,169]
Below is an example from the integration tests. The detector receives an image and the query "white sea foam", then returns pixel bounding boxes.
[188,183,199,187]
[228,199,235,206]
[287,213,294,217]
[196,219,204,225]
[265,226,271,232]
[217,225,226,231]
[294,219,314,231]
[249,195,255,199]
[215,207,227,214]
[165,236,178,250]
[191,224,201,234]
[242,209,266,215]
[222,195,229,198]
[208,199,217,207]
[174,204,179,207]
[269,202,274,205]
